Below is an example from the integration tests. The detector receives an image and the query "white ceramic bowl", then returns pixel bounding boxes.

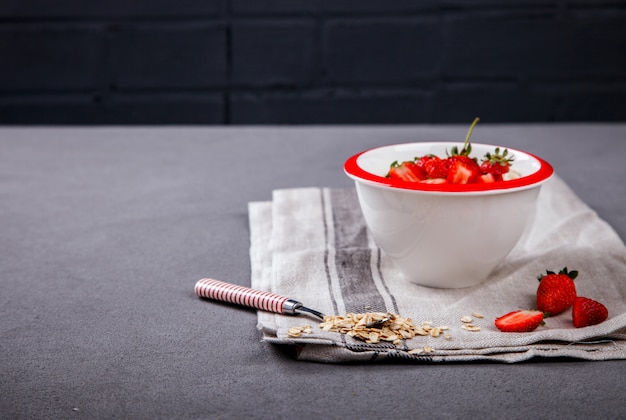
[344,142,554,288]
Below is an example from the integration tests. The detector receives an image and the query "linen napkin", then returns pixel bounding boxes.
[249,176,626,363]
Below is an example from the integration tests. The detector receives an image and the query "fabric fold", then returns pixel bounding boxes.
[249,176,626,363]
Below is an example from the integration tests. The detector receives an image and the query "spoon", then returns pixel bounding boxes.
[194,278,325,321]
[194,278,390,328]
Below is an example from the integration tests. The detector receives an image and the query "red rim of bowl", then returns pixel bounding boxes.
[344,143,554,194]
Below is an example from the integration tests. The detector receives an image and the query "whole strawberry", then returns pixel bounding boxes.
[480,147,514,181]
[572,297,608,328]
[536,267,578,316]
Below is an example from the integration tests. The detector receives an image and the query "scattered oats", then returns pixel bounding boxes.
[444,334,452,340]
[429,327,441,337]
[367,331,380,344]
[288,325,313,338]
[461,323,481,332]
[472,312,484,319]
[460,315,473,323]
[440,325,449,331]
[400,329,414,339]
[319,312,451,346]
[319,312,424,344]
[414,327,429,336]
[407,346,435,355]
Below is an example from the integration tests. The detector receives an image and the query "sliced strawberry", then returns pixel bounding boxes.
[447,160,481,184]
[419,178,448,184]
[387,161,426,182]
[407,161,428,180]
[387,163,416,182]
[572,297,608,328]
[421,156,448,179]
[495,310,545,333]
[477,173,496,183]
[447,155,478,167]
[415,155,434,171]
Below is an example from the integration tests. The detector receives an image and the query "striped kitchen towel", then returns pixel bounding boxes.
[249,176,626,363]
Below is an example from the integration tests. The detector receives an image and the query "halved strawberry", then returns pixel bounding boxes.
[420,178,448,184]
[421,156,448,179]
[447,155,478,166]
[477,173,496,183]
[387,161,427,182]
[415,155,434,171]
[572,297,608,328]
[494,310,545,333]
[447,159,481,184]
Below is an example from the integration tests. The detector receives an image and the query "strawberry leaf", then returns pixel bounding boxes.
[558,267,579,280]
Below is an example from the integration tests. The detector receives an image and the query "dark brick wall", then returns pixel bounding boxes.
[1,1,625,124]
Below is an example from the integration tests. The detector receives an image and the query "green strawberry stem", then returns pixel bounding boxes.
[449,117,480,157]
[464,117,480,150]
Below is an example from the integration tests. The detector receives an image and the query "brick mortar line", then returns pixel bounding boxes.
[2,80,625,100]
[1,5,626,26]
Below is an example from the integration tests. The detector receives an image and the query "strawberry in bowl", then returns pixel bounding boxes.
[344,118,554,288]
[387,119,518,186]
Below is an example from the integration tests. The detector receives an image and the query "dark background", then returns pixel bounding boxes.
[1,0,625,125]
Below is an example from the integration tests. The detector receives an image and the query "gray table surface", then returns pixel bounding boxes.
[1,124,625,419]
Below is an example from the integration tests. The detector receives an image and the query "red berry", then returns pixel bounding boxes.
[477,173,496,183]
[387,161,427,182]
[495,310,545,333]
[422,156,448,179]
[415,155,433,171]
[536,268,578,316]
[419,178,448,184]
[386,119,521,186]
[480,147,513,175]
[572,297,608,328]
[447,155,477,166]
[446,159,481,184]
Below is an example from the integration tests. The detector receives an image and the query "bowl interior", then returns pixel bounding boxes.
[345,142,553,194]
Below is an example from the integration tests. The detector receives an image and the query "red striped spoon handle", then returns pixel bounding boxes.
[194,278,325,320]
